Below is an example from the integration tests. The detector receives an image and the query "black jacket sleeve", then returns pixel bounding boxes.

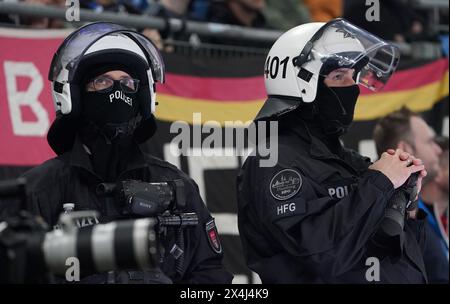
[181,179,233,284]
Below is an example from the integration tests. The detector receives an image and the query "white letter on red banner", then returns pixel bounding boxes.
[4,61,49,137]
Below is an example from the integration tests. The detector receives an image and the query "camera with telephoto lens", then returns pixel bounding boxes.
[0,178,198,283]
[0,210,161,283]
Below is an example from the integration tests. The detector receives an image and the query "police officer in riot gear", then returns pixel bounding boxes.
[13,22,232,284]
[237,18,428,283]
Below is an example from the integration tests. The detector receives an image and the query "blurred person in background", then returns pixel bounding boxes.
[262,0,310,31]
[142,0,193,51]
[206,0,271,47]
[420,136,449,281]
[425,137,449,239]
[1,0,66,28]
[344,0,425,43]
[145,0,191,18]
[303,0,342,22]
[0,0,18,25]
[189,0,210,21]
[374,107,448,283]
[80,0,145,14]
[208,0,266,28]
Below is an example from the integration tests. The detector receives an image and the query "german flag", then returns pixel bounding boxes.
[155,53,449,125]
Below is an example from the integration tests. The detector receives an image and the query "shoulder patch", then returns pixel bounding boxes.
[205,219,222,254]
[269,169,302,201]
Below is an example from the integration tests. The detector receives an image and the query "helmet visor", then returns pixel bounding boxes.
[309,19,400,91]
[48,22,165,83]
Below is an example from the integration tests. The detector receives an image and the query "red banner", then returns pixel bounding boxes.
[0,29,67,165]
[1,28,448,166]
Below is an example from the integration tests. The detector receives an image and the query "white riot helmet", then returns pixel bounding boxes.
[256,18,400,121]
[47,22,165,154]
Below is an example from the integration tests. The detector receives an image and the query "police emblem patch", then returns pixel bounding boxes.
[205,219,222,254]
[270,169,302,200]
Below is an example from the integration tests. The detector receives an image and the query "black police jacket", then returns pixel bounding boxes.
[19,136,233,284]
[237,116,428,283]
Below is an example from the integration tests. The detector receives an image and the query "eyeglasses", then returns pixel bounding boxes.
[90,76,140,93]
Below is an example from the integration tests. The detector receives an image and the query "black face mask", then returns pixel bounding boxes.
[315,80,360,136]
[79,82,141,182]
[83,82,139,129]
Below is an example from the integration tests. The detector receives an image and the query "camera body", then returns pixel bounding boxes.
[370,172,420,257]
[382,171,420,235]
[96,179,186,217]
